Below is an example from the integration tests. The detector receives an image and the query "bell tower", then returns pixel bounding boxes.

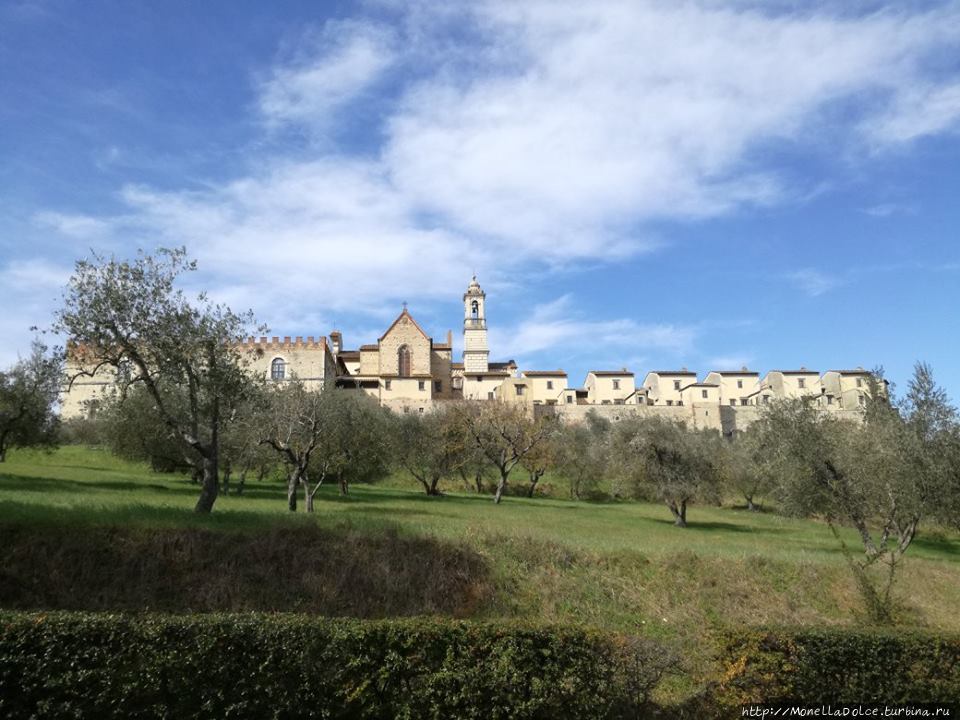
[463,275,489,373]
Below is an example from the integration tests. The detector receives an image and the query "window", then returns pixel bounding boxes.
[488,391,494,400]
[418,380,425,391]
[602,400,610,405]
[859,394,866,406]
[403,406,409,414]
[515,385,524,396]
[565,395,573,404]
[614,399,624,405]
[398,345,411,378]
[471,300,479,318]
[729,399,737,406]
[384,380,392,390]
[763,395,770,404]
[798,378,806,389]
[740,399,748,406]
[701,389,708,399]
[475,376,482,382]
[827,395,833,405]
[271,358,286,381]
[418,407,424,414]
[613,379,620,390]
[666,400,673,406]
[856,377,863,388]
[546,380,553,390]
[673,380,681,390]
[434,380,442,393]
[737,379,743,389]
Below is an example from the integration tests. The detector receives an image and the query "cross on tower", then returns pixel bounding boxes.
[402,301,408,311]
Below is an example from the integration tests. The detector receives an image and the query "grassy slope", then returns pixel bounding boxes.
[3,446,960,698]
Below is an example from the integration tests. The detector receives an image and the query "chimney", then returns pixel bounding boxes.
[447,330,452,346]
[330,331,342,355]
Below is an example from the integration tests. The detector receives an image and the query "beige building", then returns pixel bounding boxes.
[60,275,885,436]
[584,370,638,405]
[520,370,568,405]
[820,368,883,410]
[642,370,698,406]
[704,368,760,406]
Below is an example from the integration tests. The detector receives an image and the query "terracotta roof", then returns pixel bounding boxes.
[359,344,378,351]
[827,369,871,375]
[588,370,635,377]
[521,370,567,377]
[338,350,360,360]
[773,370,819,375]
[647,370,697,376]
[451,362,464,369]
[709,370,759,376]
[682,383,718,388]
[432,343,452,350]
[463,370,511,377]
[489,360,517,369]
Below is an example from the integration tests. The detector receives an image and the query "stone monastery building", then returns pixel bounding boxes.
[62,276,879,434]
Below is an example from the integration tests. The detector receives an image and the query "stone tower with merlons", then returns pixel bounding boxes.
[463,275,489,373]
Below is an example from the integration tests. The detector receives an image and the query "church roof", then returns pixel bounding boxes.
[378,308,431,343]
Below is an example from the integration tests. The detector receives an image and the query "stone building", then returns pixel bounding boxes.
[60,275,885,435]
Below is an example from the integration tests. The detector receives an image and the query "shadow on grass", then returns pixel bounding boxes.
[649,517,780,534]
[0,473,200,497]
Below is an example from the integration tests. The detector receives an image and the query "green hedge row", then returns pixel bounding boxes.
[713,626,960,706]
[0,612,653,720]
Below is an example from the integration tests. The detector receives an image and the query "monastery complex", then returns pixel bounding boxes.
[63,276,879,434]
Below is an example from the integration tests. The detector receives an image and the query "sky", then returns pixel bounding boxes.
[1,0,960,397]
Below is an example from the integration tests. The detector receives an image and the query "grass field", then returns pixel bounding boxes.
[3,445,960,700]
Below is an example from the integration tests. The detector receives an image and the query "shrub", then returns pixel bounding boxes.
[713,626,960,706]
[0,611,670,719]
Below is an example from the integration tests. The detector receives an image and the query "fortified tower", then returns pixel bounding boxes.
[463,275,489,373]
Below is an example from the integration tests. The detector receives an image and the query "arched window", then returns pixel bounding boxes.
[471,300,479,318]
[398,345,411,378]
[271,357,286,381]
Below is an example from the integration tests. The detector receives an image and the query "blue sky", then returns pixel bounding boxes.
[2,0,960,396]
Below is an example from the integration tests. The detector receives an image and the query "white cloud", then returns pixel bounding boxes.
[866,82,960,145]
[33,211,111,239]
[492,295,696,360]
[22,1,960,353]
[787,268,842,297]
[258,20,396,132]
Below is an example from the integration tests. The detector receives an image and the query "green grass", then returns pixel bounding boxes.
[3,445,960,702]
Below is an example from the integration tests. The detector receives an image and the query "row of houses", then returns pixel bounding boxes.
[61,276,880,434]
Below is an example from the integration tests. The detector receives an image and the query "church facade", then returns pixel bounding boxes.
[61,275,882,433]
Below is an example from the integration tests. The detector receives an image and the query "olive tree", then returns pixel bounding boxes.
[554,412,611,500]
[392,406,468,496]
[0,340,63,462]
[54,248,261,513]
[756,364,955,623]
[455,402,554,504]
[723,429,775,512]
[612,416,722,527]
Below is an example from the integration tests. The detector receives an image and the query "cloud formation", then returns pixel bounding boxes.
[15,0,960,365]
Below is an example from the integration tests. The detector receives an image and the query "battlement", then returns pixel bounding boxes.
[237,336,327,350]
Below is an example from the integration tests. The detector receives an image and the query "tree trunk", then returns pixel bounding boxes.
[526,470,542,498]
[493,472,508,504]
[474,472,483,494]
[235,469,248,496]
[287,470,299,512]
[194,450,219,514]
[0,446,6,463]
[190,466,202,485]
[429,476,442,496]
[221,460,232,495]
[303,477,314,512]
[667,500,687,527]
[746,496,758,512]
[339,477,349,496]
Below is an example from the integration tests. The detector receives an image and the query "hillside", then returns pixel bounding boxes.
[3,446,960,701]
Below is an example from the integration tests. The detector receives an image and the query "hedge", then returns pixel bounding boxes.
[713,626,960,706]
[0,612,656,720]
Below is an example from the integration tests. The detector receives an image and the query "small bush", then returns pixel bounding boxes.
[713,626,960,706]
[0,612,671,719]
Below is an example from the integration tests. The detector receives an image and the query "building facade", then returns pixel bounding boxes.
[61,276,885,432]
